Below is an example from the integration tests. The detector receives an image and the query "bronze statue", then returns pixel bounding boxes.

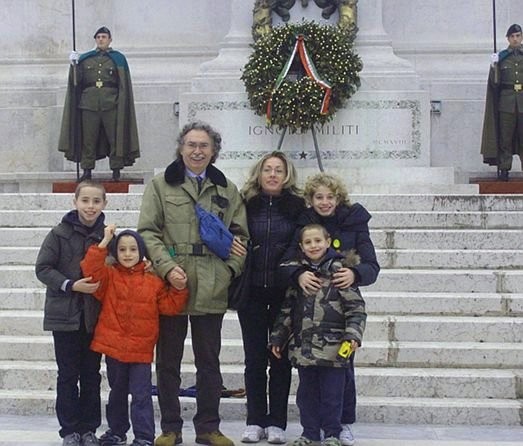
[338,0,357,34]
[252,0,357,40]
[252,0,273,40]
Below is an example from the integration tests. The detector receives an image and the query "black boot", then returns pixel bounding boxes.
[78,169,92,182]
[112,168,121,181]
[497,169,509,182]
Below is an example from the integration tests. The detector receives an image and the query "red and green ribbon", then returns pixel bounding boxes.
[267,34,332,124]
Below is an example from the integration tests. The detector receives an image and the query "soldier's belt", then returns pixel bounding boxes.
[501,83,522,91]
[84,81,118,89]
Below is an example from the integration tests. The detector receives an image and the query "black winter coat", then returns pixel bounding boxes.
[283,203,380,289]
[245,191,306,288]
[35,210,104,332]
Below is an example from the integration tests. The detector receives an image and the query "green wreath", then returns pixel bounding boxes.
[241,21,362,131]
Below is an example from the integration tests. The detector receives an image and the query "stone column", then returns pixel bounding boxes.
[356,0,420,89]
[190,0,253,92]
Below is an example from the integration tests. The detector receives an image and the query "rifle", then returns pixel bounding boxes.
[71,0,80,181]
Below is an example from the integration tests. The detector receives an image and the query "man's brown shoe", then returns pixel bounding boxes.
[154,431,182,446]
[195,430,234,446]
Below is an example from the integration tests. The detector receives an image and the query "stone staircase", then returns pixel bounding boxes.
[0,191,522,426]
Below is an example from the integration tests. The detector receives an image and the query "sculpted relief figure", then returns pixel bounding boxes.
[252,0,274,40]
[252,0,357,40]
[253,0,297,40]
[337,0,358,33]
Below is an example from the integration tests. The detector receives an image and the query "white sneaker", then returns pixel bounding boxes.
[340,424,355,446]
[266,426,286,444]
[241,425,266,443]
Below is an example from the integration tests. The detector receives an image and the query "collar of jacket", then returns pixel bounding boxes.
[300,203,370,227]
[114,260,146,274]
[246,190,305,220]
[78,48,129,69]
[499,46,523,61]
[61,210,105,236]
[164,159,228,188]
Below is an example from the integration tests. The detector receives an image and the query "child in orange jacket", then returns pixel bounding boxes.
[81,224,188,446]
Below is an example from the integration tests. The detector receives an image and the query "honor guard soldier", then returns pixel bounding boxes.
[481,23,523,181]
[59,26,140,182]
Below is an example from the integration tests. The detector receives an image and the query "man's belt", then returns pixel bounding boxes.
[171,243,211,256]
[83,81,118,89]
[501,83,522,91]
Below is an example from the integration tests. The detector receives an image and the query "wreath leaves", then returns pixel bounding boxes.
[241,21,362,131]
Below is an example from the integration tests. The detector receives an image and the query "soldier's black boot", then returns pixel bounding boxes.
[497,169,509,182]
[78,169,92,182]
[112,168,121,181]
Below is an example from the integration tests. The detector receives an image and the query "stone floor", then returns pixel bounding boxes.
[1,416,522,446]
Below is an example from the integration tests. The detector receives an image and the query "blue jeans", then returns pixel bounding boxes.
[238,287,291,429]
[296,366,346,441]
[53,325,101,438]
[342,355,356,424]
[105,356,155,443]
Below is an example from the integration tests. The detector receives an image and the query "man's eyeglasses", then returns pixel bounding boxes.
[184,141,212,150]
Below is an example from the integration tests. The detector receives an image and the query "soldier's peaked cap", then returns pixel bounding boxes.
[94,26,111,38]
[506,24,522,37]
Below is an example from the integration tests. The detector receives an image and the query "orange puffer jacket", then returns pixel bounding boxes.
[81,245,188,363]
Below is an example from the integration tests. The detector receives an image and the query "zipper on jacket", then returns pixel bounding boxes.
[263,196,273,287]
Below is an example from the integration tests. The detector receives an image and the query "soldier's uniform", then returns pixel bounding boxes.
[58,26,140,182]
[481,23,523,180]
[78,51,121,171]
[497,43,523,171]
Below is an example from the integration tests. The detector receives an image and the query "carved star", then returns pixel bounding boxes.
[299,151,308,159]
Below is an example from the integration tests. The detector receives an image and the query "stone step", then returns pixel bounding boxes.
[0,390,520,425]
[378,249,523,269]
[1,209,523,230]
[3,289,523,316]
[3,228,523,250]
[370,211,523,229]
[5,246,523,269]
[371,229,523,250]
[2,191,522,428]
[1,361,518,399]
[364,292,523,316]
[1,336,521,368]
[3,193,523,212]
[2,310,522,343]
[10,267,522,292]
[367,269,522,293]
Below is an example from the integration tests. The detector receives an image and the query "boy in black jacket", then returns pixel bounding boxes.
[35,181,107,446]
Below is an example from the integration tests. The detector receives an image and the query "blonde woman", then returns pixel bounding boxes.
[239,152,306,444]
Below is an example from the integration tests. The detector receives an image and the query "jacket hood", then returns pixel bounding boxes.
[114,259,146,274]
[62,210,106,233]
[110,229,147,261]
[298,203,371,232]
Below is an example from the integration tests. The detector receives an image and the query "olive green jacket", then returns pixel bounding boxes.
[481,47,523,166]
[58,48,140,166]
[137,159,249,314]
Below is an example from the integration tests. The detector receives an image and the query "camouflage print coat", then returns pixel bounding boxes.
[270,248,367,368]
